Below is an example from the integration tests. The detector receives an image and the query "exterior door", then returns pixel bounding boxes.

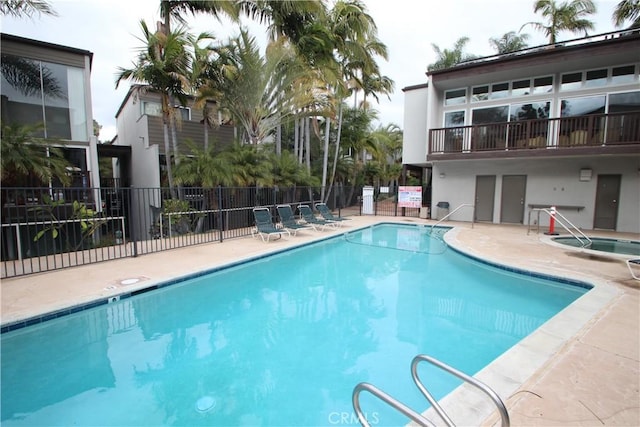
[594,174,621,230]
[500,175,527,224]
[475,175,496,222]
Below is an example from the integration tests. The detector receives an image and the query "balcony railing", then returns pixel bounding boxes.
[429,112,640,155]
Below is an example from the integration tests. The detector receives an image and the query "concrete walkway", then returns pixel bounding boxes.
[1,217,638,426]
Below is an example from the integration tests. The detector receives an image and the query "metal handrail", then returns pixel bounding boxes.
[411,354,510,427]
[352,382,436,427]
[430,203,475,232]
[527,208,592,248]
[352,354,509,427]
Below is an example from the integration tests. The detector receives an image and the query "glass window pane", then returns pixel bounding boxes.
[472,105,509,124]
[489,82,509,99]
[585,69,607,87]
[42,61,71,139]
[0,54,45,135]
[561,72,582,91]
[143,102,162,116]
[510,101,551,121]
[611,65,636,84]
[533,76,553,94]
[445,89,466,105]
[67,66,87,141]
[512,79,530,96]
[560,95,606,117]
[444,111,465,127]
[608,91,640,113]
[471,85,489,102]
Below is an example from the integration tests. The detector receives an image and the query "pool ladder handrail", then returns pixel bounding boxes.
[352,354,510,427]
[429,203,475,233]
[527,208,592,248]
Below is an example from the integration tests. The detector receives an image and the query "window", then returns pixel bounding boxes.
[561,72,582,91]
[512,79,530,97]
[0,55,88,141]
[608,91,640,113]
[510,101,550,121]
[532,76,553,94]
[489,82,509,99]
[585,69,607,88]
[611,65,636,84]
[444,111,465,127]
[471,85,489,102]
[142,101,162,116]
[445,88,466,105]
[561,95,606,117]
[472,105,509,124]
[175,105,190,121]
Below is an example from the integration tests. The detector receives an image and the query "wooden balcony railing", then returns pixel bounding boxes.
[429,112,640,155]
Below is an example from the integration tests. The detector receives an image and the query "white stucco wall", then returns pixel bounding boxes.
[402,85,429,165]
[431,155,640,233]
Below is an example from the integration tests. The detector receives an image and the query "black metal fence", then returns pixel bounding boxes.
[1,184,424,278]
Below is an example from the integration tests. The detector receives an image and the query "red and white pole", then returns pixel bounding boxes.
[545,206,559,235]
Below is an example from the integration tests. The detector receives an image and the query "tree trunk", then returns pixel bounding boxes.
[321,116,330,201]
[162,121,176,199]
[326,103,344,203]
[305,117,311,173]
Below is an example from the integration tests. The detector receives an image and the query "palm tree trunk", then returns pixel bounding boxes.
[294,117,299,162]
[326,103,343,203]
[163,122,176,199]
[321,116,330,201]
[305,117,311,173]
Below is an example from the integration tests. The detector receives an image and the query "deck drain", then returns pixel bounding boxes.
[120,278,140,286]
[195,395,217,413]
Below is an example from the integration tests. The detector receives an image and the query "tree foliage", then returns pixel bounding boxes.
[521,0,597,44]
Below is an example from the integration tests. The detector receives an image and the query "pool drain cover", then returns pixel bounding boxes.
[196,395,216,413]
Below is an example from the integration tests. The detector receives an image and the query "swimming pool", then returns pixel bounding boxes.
[0,223,590,426]
[552,236,640,257]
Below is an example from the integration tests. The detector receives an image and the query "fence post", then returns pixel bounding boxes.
[127,187,137,257]
[217,185,224,243]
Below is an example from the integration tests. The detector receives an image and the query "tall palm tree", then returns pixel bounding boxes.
[0,0,57,18]
[116,20,192,196]
[520,0,597,44]
[428,37,477,71]
[613,0,640,28]
[489,31,530,54]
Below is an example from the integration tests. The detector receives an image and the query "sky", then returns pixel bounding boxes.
[1,0,622,142]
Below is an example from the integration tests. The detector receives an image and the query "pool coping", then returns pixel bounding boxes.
[417,226,622,426]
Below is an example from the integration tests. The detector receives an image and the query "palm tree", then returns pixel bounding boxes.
[0,0,57,18]
[216,30,328,146]
[428,37,477,71]
[489,31,530,54]
[116,20,191,197]
[1,121,71,186]
[520,0,597,44]
[613,0,640,28]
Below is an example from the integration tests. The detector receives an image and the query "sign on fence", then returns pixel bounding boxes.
[398,186,422,208]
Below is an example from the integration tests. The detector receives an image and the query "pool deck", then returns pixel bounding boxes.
[1,216,639,426]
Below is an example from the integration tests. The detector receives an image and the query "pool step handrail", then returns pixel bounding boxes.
[429,203,475,233]
[352,382,436,427]
[411,354,510,427]
[527,208,592,248]
[352,354,510,427]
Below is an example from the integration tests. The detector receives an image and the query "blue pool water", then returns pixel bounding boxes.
[1,224,589,426]
[553,236,640,256]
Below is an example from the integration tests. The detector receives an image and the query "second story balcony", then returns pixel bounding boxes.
[428,112,640,160]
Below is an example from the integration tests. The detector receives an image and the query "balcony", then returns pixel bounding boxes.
[429,112,640,160]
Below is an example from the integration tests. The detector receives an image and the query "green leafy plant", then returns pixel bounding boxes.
[31,195,107,250]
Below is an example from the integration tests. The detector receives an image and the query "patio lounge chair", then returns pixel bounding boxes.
[276,204,310,236]
[315,203,351,226]
[298,204,335,231]
[627,259,640,280]
[252,208,290,242]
